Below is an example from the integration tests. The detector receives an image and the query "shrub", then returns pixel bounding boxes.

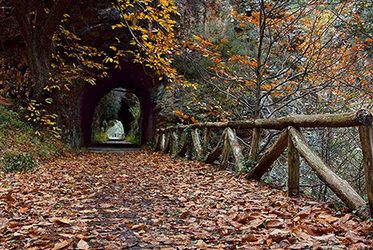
[1,153,37,173]
[238,157,256,174]
[0,106,30,132]
[143,140,155,150]
[92,130,109,144]
[125,133,140,145]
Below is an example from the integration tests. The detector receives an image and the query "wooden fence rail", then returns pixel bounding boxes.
[154,110,373,217]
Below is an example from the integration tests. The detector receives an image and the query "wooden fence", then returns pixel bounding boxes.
[154,110,373,217]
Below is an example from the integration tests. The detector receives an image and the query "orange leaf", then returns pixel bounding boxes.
[53,239,72,250]
[49,217,74,225]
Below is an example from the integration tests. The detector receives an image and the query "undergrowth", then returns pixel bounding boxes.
[125,133,141,145]
[92,129,109,144]
[0,105,65,172]
[2,153,37,173]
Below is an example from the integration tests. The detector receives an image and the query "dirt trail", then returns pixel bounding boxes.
[0,151,372,249]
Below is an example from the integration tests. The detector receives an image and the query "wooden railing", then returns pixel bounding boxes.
[154,110,373,217]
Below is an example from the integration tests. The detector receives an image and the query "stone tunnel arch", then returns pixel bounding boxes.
[80,63,157,147]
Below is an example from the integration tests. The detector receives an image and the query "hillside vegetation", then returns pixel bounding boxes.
[0,106,65,172]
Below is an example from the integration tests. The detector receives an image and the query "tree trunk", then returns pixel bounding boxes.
[27,37,52,98]
[10,0,74,100]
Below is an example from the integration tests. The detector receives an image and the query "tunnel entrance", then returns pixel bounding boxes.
[91,88,141,146]
[79,62,157,148]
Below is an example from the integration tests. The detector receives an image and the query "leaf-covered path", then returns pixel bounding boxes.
[1,151,372,249]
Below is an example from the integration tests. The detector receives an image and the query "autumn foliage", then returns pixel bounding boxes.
[161,0,372,124]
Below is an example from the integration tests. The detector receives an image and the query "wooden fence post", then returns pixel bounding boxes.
[191,129,204,159]
[220,130,231,169]
[288,133,300,197]
[359,125,373,216]
[203,128,211,154]
[249,127,260,160]
[226,128,245,173]
[205,130,226,164]
[247,129,288,180]
[170,131,179,157]
[289,127,365,211]
[159,133,165,152]
[163,132,171,153]
[154,134,160,151]
[178,129,191,157]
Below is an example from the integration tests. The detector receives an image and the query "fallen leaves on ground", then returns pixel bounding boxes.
[0,150,372,249]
